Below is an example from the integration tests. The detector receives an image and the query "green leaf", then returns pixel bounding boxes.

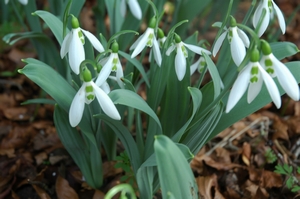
[54,105,102,189]
[203,53,221,100]
[118,51,150,87]
[274,165,287,175]
[172,87,202,142]
[154,135,197,199]
[291,186,300,192]
[271,42,299,60]
[21,98,56,105]
[108,89,162,132]
[284,163,293,174]
[286,177,294,189]
[33,10,65,45]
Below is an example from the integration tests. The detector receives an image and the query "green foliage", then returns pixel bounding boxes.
[264,148,277,164]
[275,164,300,192]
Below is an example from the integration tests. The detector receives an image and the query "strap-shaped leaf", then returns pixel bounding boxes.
[154,135,197,199]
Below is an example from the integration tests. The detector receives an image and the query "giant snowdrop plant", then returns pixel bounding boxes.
[7,0,300,198]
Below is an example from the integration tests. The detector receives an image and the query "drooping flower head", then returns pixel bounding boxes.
[60,15,105,75]
[120,0,142,20]
[226,47,281,113]
[166,34,211,81]
[213,16,250,66]
[69,67,121,127]
[260,40,299,101]
[253,0,286,37]
[157,28,167,48]
[130,16,162,66]
[96,41,124,89]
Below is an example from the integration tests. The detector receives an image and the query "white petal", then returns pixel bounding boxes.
[166,44,176,56]
[253,0,270,37]
[259,64,281,108]
[69,84,86,127]
[226,64,251,113]
[81,29,104,52]
[175,46,186,81]
[100,81,111,94]
[69,29,85,75]
[237,29,250,48]
[190,58,201,75]
[230,28,246,66]
[128,0,142,20]
[272,0,286,34]
[60,31,72,58]
[130,32,145,50]
[95,54,114,86]
[131,29,152,58]
[212,31,227,57]
[19,0,28,5]
[5,0,9,4]
[183,43,211,55]
[120,0,126,17]
[91,82,121,120]
[213,30,228,57]
[271,55,299,100]
[247,70,263,103]
[152,39,162,66]
[116,61,125,88]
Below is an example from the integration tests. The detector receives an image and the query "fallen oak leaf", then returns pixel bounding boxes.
[55,175,79,199]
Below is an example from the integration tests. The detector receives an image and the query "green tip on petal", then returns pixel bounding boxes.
[71,15,80,29]
[250,47,260,62]
[111,41,119,53]
[82,68,92,82]
[230,16,237,27]
[174,34,181,43]
[261,40,272,55]
[158,28,165,39]
[148,16,157,29]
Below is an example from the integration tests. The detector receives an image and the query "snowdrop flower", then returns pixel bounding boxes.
[253,0,286,37]
[96,42,124,89]
[5,0,27,5]
[60,15,104,75]
[226,47,281,113]
[120,0,142,20]
[130,17,162,66]
[157,28,167,48]
[213,17,250,66]
[260,40,299,101]
[69,67,121,127]
[166,34,211,81]
[190,57,206,75]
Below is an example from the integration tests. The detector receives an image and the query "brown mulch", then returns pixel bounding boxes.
[1,1,300,199]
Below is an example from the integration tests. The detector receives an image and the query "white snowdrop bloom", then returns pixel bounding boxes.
[157,28,167,48]
[253,0,286,37]
[226,48,281,113]
[260,40,299,101]
[69,68,120,127]
[60,16,104,75]
[5,0,27,5]
[166,34,211,81]
[96,42,124,89]
[120,0,142,20]
[130,17,162,66]
[190,57,206,75]
[213,17,250,66]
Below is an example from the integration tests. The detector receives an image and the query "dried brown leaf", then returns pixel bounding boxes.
[32,184,51,199]
[93,190,105,199]
[272,117,289,141]
[55,175,79,199]
[242,142,251,166]
[197,174,218,199]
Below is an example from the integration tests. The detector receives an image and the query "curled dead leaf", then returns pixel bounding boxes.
[55,175,79,199]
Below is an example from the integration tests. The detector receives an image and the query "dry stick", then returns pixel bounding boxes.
[205,117,270,156]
